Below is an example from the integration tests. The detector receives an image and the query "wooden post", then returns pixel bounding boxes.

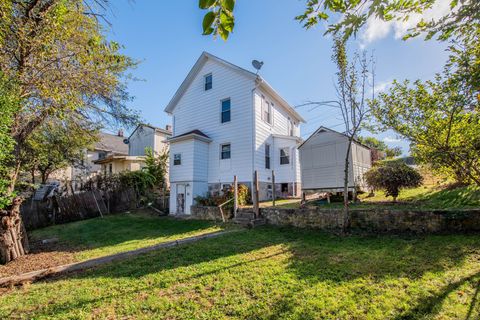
[92,191,103,218]
[233,175,238,217]
[253,170,260,218]
[271,170,276,207]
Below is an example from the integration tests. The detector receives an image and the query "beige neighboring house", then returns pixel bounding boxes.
[93,124,172,176]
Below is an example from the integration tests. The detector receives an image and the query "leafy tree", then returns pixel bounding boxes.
[370,25,480,186]
[22,120,99,184]
[0,75,18,209]
[199,0,479,41]
[0,0,138,263]
[365,160,423,201]
[298,38,375,231]
[358,136,402,159]
[144,147,169,191]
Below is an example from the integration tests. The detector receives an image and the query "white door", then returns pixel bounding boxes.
[176,184,186,214]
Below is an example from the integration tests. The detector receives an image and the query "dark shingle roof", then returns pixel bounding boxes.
[94,132,128,155]
[173,130,210,139]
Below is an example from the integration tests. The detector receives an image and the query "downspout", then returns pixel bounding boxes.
[251,77,261,191]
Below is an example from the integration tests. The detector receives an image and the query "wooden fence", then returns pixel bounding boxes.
[20,188,154,231]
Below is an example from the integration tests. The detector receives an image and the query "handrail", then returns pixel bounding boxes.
[218,198,234,223]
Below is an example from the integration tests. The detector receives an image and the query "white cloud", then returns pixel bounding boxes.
[383,136,401,143]
[360,1,452,46]
[375,80,391,93]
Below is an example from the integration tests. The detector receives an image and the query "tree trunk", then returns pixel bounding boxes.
[0,197,29,264]
[342,139,353,234]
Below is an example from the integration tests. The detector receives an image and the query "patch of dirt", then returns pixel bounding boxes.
[0,241,76,278]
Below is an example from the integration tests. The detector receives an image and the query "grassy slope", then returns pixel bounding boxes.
[30,211,223,261]
[1,226,480,319]
[358,185,480,209]
[268,185,480,210]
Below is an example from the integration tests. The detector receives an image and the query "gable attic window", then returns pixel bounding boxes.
[173,153,181,165]
[221,143,231,159]
[204,74,212,91]
[280,148,290,165]
[221,99,231,123]
[261,96,272,124]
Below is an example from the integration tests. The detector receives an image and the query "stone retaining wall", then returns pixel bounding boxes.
[261,207,480,234]
[190,206,224,221]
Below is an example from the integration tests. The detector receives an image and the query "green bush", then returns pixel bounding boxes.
[194,184,251,209]
[365,160,423,202]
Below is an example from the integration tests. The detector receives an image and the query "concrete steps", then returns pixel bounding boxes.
[233,210,266,228]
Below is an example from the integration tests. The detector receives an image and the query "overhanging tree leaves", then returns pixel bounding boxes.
[199,0,479,41]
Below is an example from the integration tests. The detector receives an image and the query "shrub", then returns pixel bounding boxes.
[194,184,251,209]
[364,160,423,202]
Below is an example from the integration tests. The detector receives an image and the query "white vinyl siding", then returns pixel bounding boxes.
[299,129,371,190]
[171,59,255,183]
[253,89,301,184]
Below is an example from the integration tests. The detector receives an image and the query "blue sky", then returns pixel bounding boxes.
[105,0,449,155]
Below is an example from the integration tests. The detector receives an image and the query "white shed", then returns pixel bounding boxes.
[298,126,371,192]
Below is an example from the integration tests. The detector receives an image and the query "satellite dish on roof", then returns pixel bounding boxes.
[252,60,264,74]
[123,138,129,144]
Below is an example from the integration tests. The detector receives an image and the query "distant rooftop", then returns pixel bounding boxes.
[95,132,128,155]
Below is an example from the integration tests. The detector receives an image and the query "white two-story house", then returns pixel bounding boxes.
[165,52,305,214]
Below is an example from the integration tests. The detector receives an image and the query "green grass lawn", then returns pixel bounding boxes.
[1,224,479,319]
[30,211,223,261]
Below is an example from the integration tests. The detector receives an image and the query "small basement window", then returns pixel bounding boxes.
[205,74,212,91]
[173,153,181,165]
[221,143,231,159]
[280,148,290,165]
[281,183,289,193]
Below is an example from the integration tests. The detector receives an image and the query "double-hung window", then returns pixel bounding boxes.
[261,96,272,124]
[173,153,181,165]
[221,143,231,160]
[280,148,290,165]
[204,74,212,91]
[221,99,231,123]
[265,144,271,169]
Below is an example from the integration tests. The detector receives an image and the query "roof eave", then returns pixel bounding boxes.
[257,78,306,123]
[168,133,212,144]
[164,52,257,114]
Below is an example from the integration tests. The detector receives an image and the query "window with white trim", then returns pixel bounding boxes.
[280,148,290,165]
[220,143,231,159]
[265,144,271,169]
[204,74,212,91]
[261,96,272,124]
[221,98,231,123]
[173,153,181,165]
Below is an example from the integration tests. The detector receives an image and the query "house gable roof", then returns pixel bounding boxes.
[298,126,371,150]
[164,51,305,123]
[128,123,172,140]
[94,132,128,155]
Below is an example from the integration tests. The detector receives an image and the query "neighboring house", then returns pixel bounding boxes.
[298,126,371,193]
[94,124,172,176]
[127,124,172,156]
[165,52,305,215]
[63,131,129,189]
